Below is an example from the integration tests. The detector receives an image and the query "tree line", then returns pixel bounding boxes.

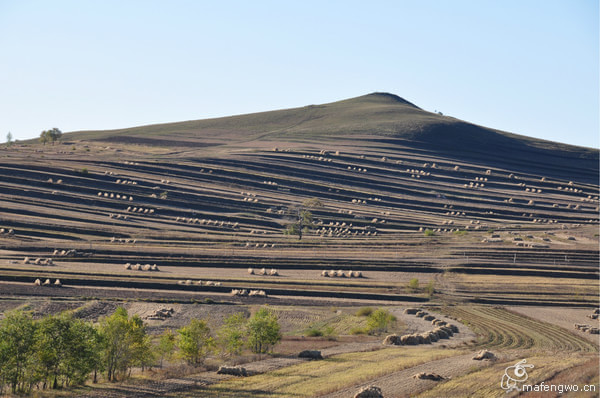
[0,306,281,395]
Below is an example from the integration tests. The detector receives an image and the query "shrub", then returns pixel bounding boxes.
[425,281,435,297]
[306,327,323,337]
[366,309,396,335]
[350,327,367,335]
[424,229,435,237]
[408,278,419,290]
[356,307,374,317]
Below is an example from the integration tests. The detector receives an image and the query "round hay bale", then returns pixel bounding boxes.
[298,350,323,360]
[413,372,445,381]
[321,270,329,277]
[259,268,266,275]
[383,334,402,345]
[404,308,419,315]
[419,333,432,344]
[400,334,419,345]
[124,263,131,270]
[216,365,248,377]
[23,257,30,264]
[353,385,383,398]
[449,324,459,333]
[34,278,41,286]
[423,315,436,321]
[472,350,496,360]
[433,328,449,339]
[345,270,353,278]
[269,269,279,276]
[54,279,62,287]
[248,268,255,275]
[150,264,159,271]
[142,264,152,271]
[43,279,51,286]
[427,331,439,342]
[415,311,427,318]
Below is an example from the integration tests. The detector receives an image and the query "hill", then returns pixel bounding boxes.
[64,92,598,184]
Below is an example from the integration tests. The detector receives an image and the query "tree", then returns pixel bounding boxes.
[98,307,149,381]
[216,313,247,358]
[366,309,396,335]
[177,319,213,366]
[157,329,176,368]
[284,209,313,240]
[247,308,281,354]
[6,132,13,146]
[39,128,62,145]
[0,310,37,394]
[408,278,419,291]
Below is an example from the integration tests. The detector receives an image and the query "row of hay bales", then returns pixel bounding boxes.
[24,257,53,266]
[52,249,78,256]
[230,289,267,297]
[177,280,222,286]
[98,191,133,200]
[383,309,459,346]
[125,206,154,214]
[110,237,135,244]
[46,178,63,184]
[321,270,362,278]
[587,308,600,319]
[108,213,129,220]
[34,278,61,287]
[0,228,14,235]
[124,263,159,271]
[574,324,599,334]
[244,242,276,248]
[248,268,278,276]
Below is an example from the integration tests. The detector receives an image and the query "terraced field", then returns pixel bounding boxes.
[441,306,597,352]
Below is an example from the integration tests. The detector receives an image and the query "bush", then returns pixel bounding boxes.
[424,229,435,236]
[408,278,419,290]
[81,168,88,174]
[366,309,396,335]
[425,281,435,297]
[306,327,323,337]
[355,307,374,317]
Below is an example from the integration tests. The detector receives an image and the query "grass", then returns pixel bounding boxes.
[417,354,597,398]
[201,347,463,398]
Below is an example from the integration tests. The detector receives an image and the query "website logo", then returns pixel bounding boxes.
[501,359,534,393]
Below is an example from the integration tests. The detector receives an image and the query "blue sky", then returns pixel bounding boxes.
[1,0,598,148]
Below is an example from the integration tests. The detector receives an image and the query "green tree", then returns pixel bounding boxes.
[284,209,313,240]
[6,132,13,146]
[98,307,149,381]
[216,313,247,358]
[247,308,281,354]
[177,319,213,366]
[366,309,396,335]
[157,329,176,368]
[39,128,62,145]
[0,310,37,394]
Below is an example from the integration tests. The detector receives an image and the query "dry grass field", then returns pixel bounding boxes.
[0,93,598,396]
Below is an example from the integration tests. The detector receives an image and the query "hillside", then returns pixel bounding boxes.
[63,92,598,184]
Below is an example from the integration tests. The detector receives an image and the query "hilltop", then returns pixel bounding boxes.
[62,92,598,184]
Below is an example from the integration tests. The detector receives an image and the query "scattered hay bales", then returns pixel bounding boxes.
[404,308,419,315]
[217,365,248,377]
[413,372,446,381]
[473,350,496,360]
[353,385,383,398]
[298,350,323,360]
[383,334,402,345]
